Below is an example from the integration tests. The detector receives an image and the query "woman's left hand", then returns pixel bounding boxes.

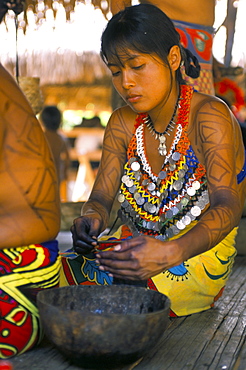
[95,235,183,281]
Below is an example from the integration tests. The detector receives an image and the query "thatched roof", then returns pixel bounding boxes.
[24,0,110,21]
[0,0,112,85]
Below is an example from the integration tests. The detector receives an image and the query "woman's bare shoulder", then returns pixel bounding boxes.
[191,91,232,117]
[189,91,242,139]
[107,105,138,141]
[111,104,138,121]
[189,91,245,169]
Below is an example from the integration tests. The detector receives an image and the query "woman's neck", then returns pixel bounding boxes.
[148,84,180,132]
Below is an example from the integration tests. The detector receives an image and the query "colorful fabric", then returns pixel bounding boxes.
[173,20,214,65]
[0,240,61,358]
[59,225,131,287]
[173,19,214,94]
[148,223,237,316]
[60,253,113,286]
[237,150,246,184]
[214,78,245,111]
[183,67,214,96]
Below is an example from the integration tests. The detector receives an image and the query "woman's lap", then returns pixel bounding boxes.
[60,225,237,317]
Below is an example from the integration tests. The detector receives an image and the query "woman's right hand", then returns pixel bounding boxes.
[71,214,102,255]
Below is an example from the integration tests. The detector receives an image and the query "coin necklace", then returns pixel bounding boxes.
[145,94,180,156]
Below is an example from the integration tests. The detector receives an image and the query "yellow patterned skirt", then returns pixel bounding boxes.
[148,222,237,316]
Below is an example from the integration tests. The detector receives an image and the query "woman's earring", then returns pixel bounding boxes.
[180,60,184,67]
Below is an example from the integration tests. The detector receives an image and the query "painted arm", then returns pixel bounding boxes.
[71,107,134,253]
[178,98,244,260]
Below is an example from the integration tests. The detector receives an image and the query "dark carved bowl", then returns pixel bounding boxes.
[37,285,170,369]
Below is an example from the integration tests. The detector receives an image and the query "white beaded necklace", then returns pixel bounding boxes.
[144,94,180,156]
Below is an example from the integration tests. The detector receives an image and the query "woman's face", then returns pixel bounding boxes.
[107,48,178,115]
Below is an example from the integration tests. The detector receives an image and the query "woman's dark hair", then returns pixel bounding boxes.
[100,4,200,83]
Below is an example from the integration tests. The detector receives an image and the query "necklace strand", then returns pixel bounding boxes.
[145,93,180,156]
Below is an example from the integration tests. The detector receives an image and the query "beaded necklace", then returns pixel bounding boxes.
[145,93,180,156]
[118,84,208,240]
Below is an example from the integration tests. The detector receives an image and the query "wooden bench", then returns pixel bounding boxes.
[10,255,246,370]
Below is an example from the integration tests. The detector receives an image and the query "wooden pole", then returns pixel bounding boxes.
[224,0,238,67]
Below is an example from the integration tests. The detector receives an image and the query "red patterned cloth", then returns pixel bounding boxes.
[0,241,60,358]
[173,19,214,94]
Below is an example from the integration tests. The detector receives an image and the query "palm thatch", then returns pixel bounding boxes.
[0,0,111,85]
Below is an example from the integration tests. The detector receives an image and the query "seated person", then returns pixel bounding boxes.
[40,105,71,201]
[72,117,104,201]
[0,1,61,355]
[65,4,246,318]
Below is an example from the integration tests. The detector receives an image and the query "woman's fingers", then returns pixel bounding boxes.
[71,225,95,255]
[96,236,144,257]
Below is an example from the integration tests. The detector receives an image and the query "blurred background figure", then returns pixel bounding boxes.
[72,116,105,201]
[40,105,71,202]
[75,116,104,163]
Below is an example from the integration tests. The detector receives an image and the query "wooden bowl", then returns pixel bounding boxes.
[37,285,170,369]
